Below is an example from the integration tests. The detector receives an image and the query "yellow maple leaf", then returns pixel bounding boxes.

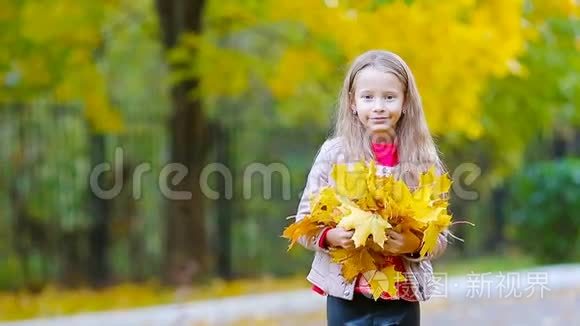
[363,265,407,300]
[432,198,449,209]
[365,238,387,255]
[330,247,376,282]
[420,166,437,186]
[309,187,340,210]
[331,162,368,199]
[337,198,391,248]
[309,187,342,225]
[395,220,426,235]
[281,217,321,250]
[413,206,446,224]
[357,191,379,211]
[434,173,452,196]
[383,179,416,218]
[420,166,452,197]
[374,175,395,201]
[366,160,377,195]
[420,223,440,257]
[412,184,433,203]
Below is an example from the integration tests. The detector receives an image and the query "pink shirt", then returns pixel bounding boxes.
[371,142,399,167]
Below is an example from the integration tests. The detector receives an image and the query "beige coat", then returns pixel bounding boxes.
[294,137,448,301]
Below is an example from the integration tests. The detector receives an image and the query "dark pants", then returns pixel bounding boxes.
[327,293,420,326]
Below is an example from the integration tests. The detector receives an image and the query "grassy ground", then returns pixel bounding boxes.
[434,253,538,276]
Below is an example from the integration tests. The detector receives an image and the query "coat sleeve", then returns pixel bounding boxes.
[292,140,335,252]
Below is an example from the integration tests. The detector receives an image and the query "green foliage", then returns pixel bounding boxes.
[0,0,123,132]
[0,0,170,288]
[435,254,538,276]
[480,16,579,181]
[507,159,580,263]
[0,255,25,290]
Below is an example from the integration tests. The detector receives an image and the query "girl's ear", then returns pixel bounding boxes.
[349,91,356,111]
[402,92,409,113]
[401,100,409,115]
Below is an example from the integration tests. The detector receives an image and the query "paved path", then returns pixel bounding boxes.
[1,264,578,326]
[422,287,579,326]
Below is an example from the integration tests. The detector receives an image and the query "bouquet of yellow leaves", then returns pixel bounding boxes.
[282,161,453,300]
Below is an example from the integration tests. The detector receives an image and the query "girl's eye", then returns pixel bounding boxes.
[362,95,373,100]
[386,95,394,100]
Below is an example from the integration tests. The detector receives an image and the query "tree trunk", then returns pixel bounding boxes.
[575,128,580,155]
[485,186,506,253]
[215,124,233,279]
[552,135,567,159]
[88,133,111,287]
[449,197,468,255]
[156,0,210,284]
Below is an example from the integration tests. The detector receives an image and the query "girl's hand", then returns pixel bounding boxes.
[382,228,422,255]
[326,227,355,249]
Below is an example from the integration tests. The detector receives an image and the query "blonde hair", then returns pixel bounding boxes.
[330,50,444,185]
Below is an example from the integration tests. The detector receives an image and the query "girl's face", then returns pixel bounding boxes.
[351,67,405,140]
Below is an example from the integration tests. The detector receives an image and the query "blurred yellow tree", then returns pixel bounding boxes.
[169,0,576,139]
[0,0,122,133]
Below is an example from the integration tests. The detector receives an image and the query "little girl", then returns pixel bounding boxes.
[294,50,449,325]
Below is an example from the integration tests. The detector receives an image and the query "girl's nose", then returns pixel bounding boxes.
[373,103,386,112]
